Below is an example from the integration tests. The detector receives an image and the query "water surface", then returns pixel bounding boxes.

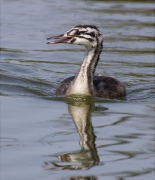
[1,0,154,180]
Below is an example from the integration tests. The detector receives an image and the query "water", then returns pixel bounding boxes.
[1,0,154,180]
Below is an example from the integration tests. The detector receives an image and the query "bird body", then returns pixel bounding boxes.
[47,25,126,99]
[56,75,125,99]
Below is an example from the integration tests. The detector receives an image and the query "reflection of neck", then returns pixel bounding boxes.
[67,43,102,96]
[48,102,100,170]
[68,103,96,151]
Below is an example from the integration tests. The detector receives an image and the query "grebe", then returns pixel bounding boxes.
[47,25,126,98]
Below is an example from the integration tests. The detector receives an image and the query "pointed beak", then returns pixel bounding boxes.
[46,34,74,44]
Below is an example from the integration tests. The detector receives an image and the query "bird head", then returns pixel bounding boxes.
[47,25,103,50]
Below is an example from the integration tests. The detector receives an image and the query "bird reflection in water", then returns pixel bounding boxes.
[44,96,107,178]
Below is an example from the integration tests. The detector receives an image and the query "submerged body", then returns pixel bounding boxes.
[56,76,125,99]
[47,25,126,99]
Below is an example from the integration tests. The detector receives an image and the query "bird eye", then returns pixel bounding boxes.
[76,30,87,35]
[76,31,81,35]
[89,32,95,37]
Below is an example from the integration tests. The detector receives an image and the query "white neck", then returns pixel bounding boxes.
[66,43,102,96]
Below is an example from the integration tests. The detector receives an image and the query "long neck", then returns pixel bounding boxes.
[67,42,103,96]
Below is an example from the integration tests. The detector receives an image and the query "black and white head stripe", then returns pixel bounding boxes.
[64,25,103,49]
[74,25,100,32]
[65,25,102,38]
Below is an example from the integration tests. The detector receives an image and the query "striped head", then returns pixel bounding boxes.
[47,25,103,50]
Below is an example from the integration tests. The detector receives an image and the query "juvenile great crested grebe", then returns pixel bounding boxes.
[47,25,126,98]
